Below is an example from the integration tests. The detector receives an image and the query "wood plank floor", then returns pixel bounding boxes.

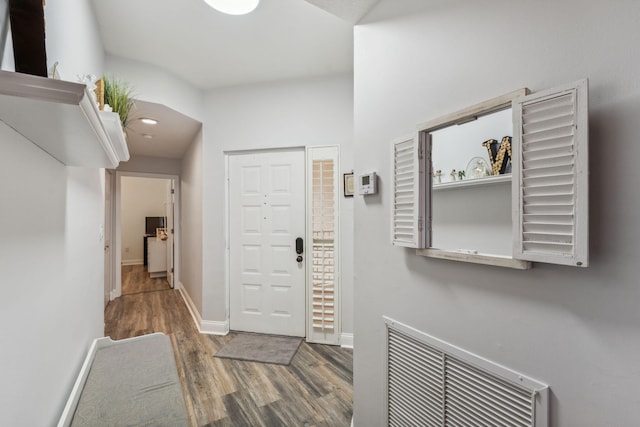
[121,264,170,295]
[105,270,353,427]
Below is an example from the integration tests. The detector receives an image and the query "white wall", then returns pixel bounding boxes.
[121,177,169,263]
[353,1,640,425]
[0,125,105,426]
[202,74,354,337]
[0,2,106,425]
[105,54,204,122]
[180,129,204,312]
[117,155,182,176]
[45,0,104,79]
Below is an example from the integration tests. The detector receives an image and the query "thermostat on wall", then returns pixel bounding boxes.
[358,172,377,195]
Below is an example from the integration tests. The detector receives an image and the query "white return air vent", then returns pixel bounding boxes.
[384,317,549,427]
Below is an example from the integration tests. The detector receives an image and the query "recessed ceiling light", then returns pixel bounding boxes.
[203,0,259,15]
[142,133,154,139]
[141,118,158,125]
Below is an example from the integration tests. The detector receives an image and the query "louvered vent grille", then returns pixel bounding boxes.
[520,92,577,256]
[393,138,419,246]
[386,319,548,427]
[311,159,335,332]
[388,329,444,426]
[445,356,534,427]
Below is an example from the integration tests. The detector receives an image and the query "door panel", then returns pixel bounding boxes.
[229,149,306,337]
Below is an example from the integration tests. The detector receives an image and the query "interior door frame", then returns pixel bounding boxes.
[225,146,307,336]
[113,171,181,299]
[104,169,114,308]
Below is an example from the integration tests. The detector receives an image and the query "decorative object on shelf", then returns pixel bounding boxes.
[450,169,457,182]
[343,172,354,197]
[94,77,105,110]
[49,61,61,80]
[457,170,465,181]
[465,157,491,179]
[104,76,135,128]
[78,74,99,108]
[434,169,443,184]
[482,136,512,175]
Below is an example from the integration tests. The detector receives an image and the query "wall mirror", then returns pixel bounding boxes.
[393,80,588,269]
[430,108,513,256]
[417,89,528,263]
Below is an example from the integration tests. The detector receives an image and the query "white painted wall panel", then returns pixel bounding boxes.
[180,130,204,313]
[202,75,354,336]
[0,1,106,424]
[353,1,640,426]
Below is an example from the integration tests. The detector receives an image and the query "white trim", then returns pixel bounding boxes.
[57,338,100,427]
[121,259,143,266]
[225,146,307,337]
[416,248,531,270]
[340,333,354,349]
[178,284,229,336]
[200,320,230,335]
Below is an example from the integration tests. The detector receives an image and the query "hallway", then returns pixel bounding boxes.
[121,264,171,295]
[104,285,353,426]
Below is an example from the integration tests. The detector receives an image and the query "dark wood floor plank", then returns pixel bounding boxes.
[104,268,353,426]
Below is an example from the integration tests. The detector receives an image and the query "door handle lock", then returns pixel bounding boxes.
[296,255,303,263]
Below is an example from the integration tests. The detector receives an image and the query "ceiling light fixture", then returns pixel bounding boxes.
[140,118,158,125]
[203,0,259,15]
[142,133,154,139]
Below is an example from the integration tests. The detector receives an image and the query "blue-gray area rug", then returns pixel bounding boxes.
[214,333,302,365]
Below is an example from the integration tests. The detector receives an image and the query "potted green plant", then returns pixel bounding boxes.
[103,76,135,128]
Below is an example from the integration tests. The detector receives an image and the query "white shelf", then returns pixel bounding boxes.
[433,173,511,191]
[416,248,531,270]
[0,70,128,169]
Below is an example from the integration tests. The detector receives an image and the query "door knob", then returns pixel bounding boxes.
[296,255,303,263]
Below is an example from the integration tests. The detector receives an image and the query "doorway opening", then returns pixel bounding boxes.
[110,172,180,299]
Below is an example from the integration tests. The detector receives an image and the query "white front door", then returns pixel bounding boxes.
[229,149,306,337]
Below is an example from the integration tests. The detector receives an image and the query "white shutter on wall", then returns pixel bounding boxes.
[307,146,340,345]
[392,135,427,248]
[512,79,589,267]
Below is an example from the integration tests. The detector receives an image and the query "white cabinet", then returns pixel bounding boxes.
[147,238,167,278]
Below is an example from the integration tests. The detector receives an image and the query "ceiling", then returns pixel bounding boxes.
[92,0,379,159]
[126,100,202,159]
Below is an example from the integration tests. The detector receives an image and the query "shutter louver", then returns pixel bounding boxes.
[513,80,588,267]
[392,135,426,248]
[307,148,340,345]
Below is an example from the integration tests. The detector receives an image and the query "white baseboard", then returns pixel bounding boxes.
[340,333,354,349]
[121,259,143,266]
[178,283,229,336]
[200,320,230,335]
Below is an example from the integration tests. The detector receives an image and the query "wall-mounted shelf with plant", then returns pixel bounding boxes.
[0,70,129,168]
